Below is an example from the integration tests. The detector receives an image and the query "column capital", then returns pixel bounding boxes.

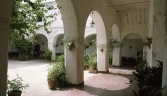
[96,44,110,49]
[63,38,84,44]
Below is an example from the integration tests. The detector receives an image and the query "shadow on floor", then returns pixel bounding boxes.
[52,70,137,96]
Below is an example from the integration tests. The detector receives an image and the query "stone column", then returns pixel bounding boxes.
[0,18,12,96]
[147,0,154,67]
[64,39,84,85]
[148,0,167,95]
[162,43,167,95]
[97,44,109,73]
[162,0,167,95]
[48,42,55,60]
[112,47,121,66]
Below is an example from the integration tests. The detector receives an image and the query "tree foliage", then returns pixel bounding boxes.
[9,0,59,60]
[10,0,59,40]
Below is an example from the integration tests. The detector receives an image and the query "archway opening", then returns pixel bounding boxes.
[84,10,107,78]
[83,13,97,79]
[55,34,64,57]
[84,34,96,54]
[33,34,48,59]
[121,33,143,67]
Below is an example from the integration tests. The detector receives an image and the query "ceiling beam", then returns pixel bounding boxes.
[108,1,149,7]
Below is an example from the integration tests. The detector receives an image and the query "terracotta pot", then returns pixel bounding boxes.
[48,80,56,90]
[146,37,152,44]
[7,90,22,96]
[90,66,95,70]
[69,47,73,51]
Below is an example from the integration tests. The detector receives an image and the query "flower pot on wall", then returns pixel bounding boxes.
[100,49,103,52]
[69,47,73,51]
[146,37,152,44]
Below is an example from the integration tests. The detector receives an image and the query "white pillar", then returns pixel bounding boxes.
[64,39,84,85]
[147,0,154,67]
[162,1,167,95]
[162,45,167,95]
[148,0,167,95]
[56,0,84,85]
[48,42,55,60]
[112,47,121,66]
[97,44,109,72]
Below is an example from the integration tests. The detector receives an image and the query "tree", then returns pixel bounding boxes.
[10,0,59,39]
[9,0,59,60]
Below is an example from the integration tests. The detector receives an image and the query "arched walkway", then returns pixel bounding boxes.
[85,11,108,72]
[121,33,143,67]
[33,34,48,58]
[50,31,64,60]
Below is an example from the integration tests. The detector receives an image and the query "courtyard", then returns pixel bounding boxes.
[8,60,136,96]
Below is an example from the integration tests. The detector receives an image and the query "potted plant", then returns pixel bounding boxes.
[142,41,151,49]
[84,53,89,70]
[7,74,29,96]
[66,42,75,51]
[146,37,152,44]
[88,53,97,71]
[43,49,52,61]
[47,55,67,89]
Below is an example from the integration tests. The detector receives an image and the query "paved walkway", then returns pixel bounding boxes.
[8,60,136,96]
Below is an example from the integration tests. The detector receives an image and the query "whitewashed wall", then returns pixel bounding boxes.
[84,35,96,54]
[121,39,143,58]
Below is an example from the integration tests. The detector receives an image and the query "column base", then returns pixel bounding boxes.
[97,70,109,73]
[69,81,84,87]
[112,65,121,67]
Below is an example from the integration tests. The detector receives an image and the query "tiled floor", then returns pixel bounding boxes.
[8,60,136,96]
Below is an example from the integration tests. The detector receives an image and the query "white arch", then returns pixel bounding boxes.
[93,11,107,44]
[36,30,49,42]
[50,31,64,43]
[121,32,144,41]
[84,30,96,38]
[122,33,143,41]
[85,11,108,72]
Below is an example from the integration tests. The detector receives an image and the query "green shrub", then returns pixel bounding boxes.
[48,55,67,86]
[15,38,34,60]
[56,55,64,64]
[130,57,165,96]
[43,49,52,60]
[84,53,89,65]
[88,53,97,70]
